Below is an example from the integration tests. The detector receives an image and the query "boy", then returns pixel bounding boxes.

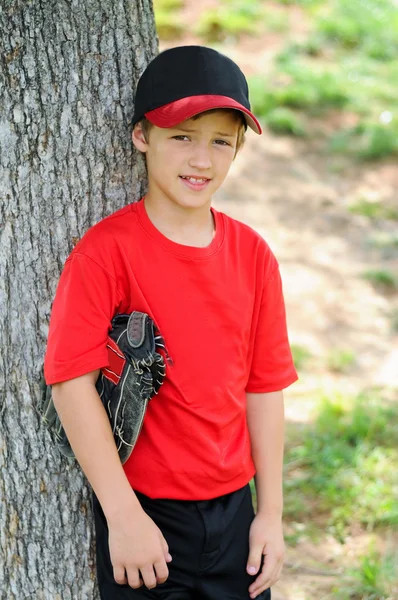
[44,46,298,600]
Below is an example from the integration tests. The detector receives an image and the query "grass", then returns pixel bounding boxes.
[265,107,306,136]
[153,0,185,39]
[349,198,398,221]
[275,0,323,5]
[154,13,184,39]
[248,61,350,139]
[246,0,398,159]
[291,343,312,370]
[196,0,292,41]
[284,390,398,540]
[196,0,264,41]
[362,269,398,293]
[262,9,290,34]
[314,0,398,62]
[154,0,184,10]
[367,232,398,262]
[367,232,398,250]
[330,120,398,161]
[249,55,398,155]
[275,0,398,62]
[333,544,398,600]
[252,59,351,113]
[327,349,356,374]
[389,308,398,333]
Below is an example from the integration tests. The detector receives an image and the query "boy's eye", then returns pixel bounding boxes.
[172,135,190,141]
[214,139,231,146]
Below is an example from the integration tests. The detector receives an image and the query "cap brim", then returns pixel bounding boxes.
[145,95,262,135]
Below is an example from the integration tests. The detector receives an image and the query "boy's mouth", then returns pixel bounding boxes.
[179,175,211,191]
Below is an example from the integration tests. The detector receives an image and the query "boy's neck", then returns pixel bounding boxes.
[143,193,215,248]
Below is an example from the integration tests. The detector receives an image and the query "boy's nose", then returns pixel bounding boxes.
[188,145,212,170]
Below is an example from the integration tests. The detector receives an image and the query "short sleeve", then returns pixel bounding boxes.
[246,266,298,393]
[44,253,120,385]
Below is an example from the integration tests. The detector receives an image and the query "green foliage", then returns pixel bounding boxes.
[330,119,398,161]
[249,1,398,160]
[284,520,321,546]
[196,0,263,41]
[154,0,184,10]
[362,269,398,292]
[368,233,398,249]
[294,35,324,57]
[276,60,350,110]
[265,107,306,136]
[248,60,350,125]
[367,232,398,264]
[333,544,398,600]
[279,0,398,61]
[327,349,356,374]
[153,0,184,40]
[261,10,290,33]
[389,308,398,333]
[155,12,184,39]
[275,0,322,5]
[284,391,398,536]
[274,47,398,114]
[248,77,279,118]
[291,343,312,370]
[196,0,290,41]
[315,0,398,62]
[349,199,398,221]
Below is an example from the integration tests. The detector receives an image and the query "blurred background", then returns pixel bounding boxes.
[152,1,398,598]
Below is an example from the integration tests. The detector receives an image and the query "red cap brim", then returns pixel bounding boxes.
[145,95,262,135]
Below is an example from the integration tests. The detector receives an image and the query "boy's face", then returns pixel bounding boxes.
[132,110,241,211]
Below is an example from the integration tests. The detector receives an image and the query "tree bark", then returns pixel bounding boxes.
[0,1,158,597]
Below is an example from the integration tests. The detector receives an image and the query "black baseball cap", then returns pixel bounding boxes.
[132,45,262,135]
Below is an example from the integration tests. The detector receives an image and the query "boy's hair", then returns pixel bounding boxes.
[138,109,247,157]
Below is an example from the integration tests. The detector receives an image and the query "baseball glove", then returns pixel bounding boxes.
[38,311,166,464]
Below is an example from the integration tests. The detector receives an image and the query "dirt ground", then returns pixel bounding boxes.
[158,5,398,598]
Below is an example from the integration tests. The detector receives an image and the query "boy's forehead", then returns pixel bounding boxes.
[171,110,241,132]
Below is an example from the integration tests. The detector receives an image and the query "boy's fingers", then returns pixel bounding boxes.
[140,564,157,589]
[113,566,127,585]
[249,554,279,596]
[126,567,142,589]
[161,536,172,562]
[249,568,272,595]
[154,558,169,584]
[247,544,263,575]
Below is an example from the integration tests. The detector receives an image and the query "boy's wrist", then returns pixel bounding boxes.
[254,478,283,519]
[102,490,143,525]
[255,507,283,520]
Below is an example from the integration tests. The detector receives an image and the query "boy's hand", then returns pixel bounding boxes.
[108,504,172,590]
[246,513,285,599]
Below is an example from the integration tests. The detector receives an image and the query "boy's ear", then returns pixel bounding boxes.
[132,122,148,153]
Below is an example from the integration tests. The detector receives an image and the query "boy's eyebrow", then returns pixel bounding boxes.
[214,131,236,138]
[173,126,236,137]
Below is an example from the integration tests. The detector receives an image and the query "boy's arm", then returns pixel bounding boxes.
[52,371,172,590]
[245,390,285,599]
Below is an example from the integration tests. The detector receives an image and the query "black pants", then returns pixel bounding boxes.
[93,484,271,600]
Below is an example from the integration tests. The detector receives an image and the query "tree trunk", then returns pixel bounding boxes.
[0,1,158,597]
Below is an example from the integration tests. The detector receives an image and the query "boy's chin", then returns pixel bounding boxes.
[162,186,215,209]
[173,195,213,210]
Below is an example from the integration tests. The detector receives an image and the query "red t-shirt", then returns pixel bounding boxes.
[44,199,297,499]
